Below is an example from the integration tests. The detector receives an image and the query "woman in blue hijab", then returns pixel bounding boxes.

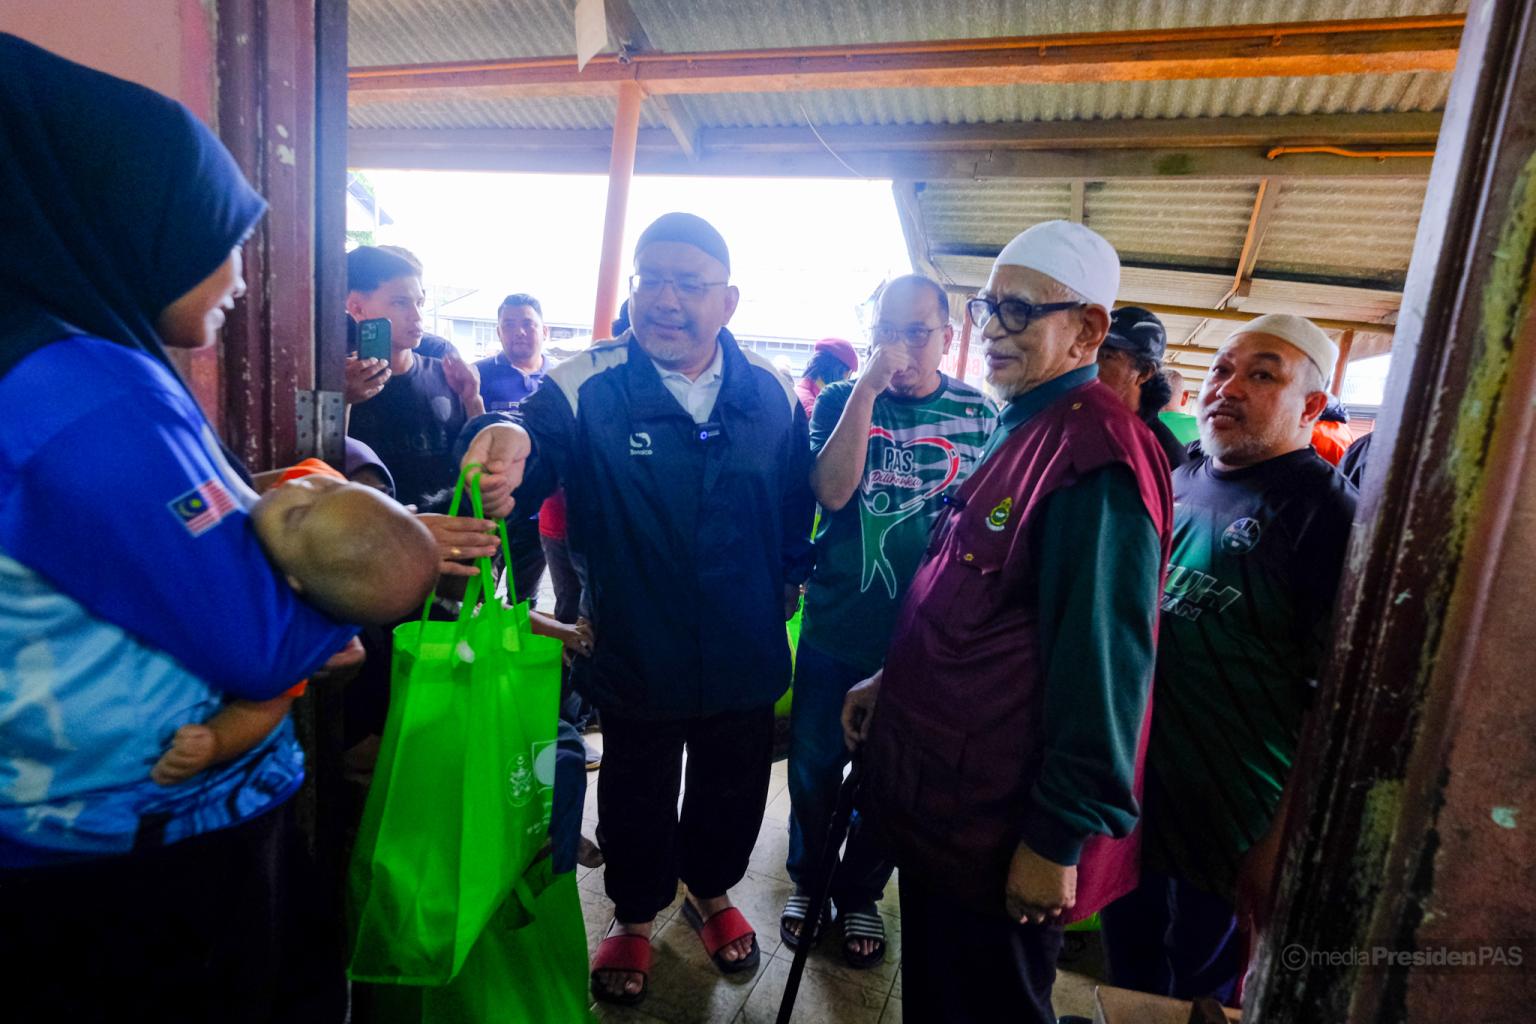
[0,35,355,1021]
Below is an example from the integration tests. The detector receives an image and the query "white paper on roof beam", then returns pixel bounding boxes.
[575,0,608,72]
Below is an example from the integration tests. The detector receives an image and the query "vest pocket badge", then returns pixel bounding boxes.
[986,496,1013,532]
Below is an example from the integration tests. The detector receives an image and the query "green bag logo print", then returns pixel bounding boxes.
[507,754,534,808]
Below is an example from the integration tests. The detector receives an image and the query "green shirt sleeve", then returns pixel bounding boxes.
[1020,464,1162,866]
[808,381,854,456]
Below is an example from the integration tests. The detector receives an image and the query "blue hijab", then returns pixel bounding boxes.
[0,34,267,380]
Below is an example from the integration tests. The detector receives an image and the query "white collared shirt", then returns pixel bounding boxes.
[652,342,725,424]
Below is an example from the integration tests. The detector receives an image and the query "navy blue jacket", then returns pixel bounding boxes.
[460,330,815,720]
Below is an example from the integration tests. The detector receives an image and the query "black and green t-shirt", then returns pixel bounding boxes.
[800,376,995,674]
[346,354,467,510]
[1144,448,1356,898]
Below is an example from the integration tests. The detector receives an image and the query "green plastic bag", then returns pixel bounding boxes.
[348,469,564,985]
[774,607,802,718]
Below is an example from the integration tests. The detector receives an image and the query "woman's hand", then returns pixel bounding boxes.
[416,512,499,577]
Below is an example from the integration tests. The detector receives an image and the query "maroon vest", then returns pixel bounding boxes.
[863,378,1172,920]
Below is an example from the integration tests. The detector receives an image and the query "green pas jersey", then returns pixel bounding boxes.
[1144,448,1356,898]
[801,377,995,673]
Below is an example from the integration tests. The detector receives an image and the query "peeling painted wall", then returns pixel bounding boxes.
[0,0,222,420]
[0,0,215,119]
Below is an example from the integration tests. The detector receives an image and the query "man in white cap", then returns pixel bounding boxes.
[840,221,1173,1022]
[1100,313,1357,1004]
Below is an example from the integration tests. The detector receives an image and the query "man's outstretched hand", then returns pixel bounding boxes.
[461,423,532,519]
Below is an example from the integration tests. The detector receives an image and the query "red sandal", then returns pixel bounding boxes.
[680,899,761,975]
[590,931,652,1006]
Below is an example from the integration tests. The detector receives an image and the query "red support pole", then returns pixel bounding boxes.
[593,81,643,340]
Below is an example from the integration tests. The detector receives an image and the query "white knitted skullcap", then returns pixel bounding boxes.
[1222,313,1338,378]
[992,220,1121,309]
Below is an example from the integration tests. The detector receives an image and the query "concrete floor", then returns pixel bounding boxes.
[573,741,1107,1023]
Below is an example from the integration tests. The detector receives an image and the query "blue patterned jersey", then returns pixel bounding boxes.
[0,337,357,865]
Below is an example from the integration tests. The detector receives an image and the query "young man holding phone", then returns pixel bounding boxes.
[344,246,484,510]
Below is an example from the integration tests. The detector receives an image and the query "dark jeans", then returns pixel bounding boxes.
[1099,872,1243,1004]
[543,533,599,733]
[507,514,547,606]
[0,803,345,1024]
[899,875,1063,1024]
[598,704,774,923]
[551,719,588,874]
[540,533,582,624]
[786,642,894,912]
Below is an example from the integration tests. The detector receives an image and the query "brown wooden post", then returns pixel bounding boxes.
[593,81,642,339]
[1248,1,1536,1020]
[1332,328,1355,394]
[313,0,349,468]
[217,0,317,472]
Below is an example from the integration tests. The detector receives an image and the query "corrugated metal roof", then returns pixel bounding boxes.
[632,0,1465,50]
[350,0,1461,130]
[1255,178,1427,286]
[348,95,657,131]
[920,182,1073,248]
[350,0,581,65]
[347,0,1434,327]
[633,0,1457,127]
[1242,278,1403,323]
[1119,267,1236,308]
[1087,180,1256,269]
[676,72,1449,132]
[921,177,1420,286]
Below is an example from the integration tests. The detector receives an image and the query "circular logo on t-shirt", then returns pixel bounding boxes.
[1222,517,1262,554]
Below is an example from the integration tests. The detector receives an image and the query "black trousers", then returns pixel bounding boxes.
[899,875,1064,1024]
[598,704,774,923]
[0,803,345,1024]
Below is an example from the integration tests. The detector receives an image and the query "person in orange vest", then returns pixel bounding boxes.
[1310,394,1355,465]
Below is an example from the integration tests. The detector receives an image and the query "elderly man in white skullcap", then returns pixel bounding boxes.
[1099,313,1357,1006]
[839,221,1174,1023]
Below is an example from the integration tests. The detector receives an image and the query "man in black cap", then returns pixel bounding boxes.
[1097,306,1188,470]
[459,213,815,1006]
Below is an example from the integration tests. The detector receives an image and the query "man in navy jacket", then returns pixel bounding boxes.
[460,213,814,1006]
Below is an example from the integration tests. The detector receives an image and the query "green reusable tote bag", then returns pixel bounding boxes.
[417,857,593,1023]
[349,468,564,985]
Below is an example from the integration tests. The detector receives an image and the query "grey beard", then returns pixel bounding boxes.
[984,373,1027,404]
[637,333,706,368]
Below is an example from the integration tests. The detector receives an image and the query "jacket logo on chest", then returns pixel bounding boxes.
[985,496,1013,532]
[629,432,653,456]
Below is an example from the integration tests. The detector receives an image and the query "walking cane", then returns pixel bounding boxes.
[775,755,865,1024]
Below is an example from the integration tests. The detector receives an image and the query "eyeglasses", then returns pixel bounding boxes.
[966,296,1085,335]
[870,323,945,347]
[629,273,729,300]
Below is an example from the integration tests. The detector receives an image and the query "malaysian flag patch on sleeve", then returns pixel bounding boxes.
[169,479,238,536]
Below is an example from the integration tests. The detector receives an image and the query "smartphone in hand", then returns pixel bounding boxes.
[358,318,392,362]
